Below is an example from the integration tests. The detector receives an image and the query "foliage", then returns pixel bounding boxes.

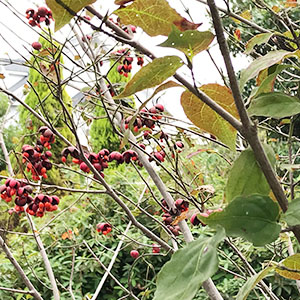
[2,0,300,299]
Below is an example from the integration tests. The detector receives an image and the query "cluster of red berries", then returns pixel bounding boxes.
[22,127,55,181]
[160,198,189,236]
[124,104,165,133]
[0,178,59,217]
[26,6,53,27]
[61,147,141,177]
[113,49,144,78]
[96,222,112,235]
[26,194,60,217]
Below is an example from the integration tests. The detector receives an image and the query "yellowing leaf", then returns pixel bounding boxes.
[115,56,183,98]
[113,0,201,37]
[240,10,252,21]
[272,5,281,12]
[232,10,252,24]
[74,55,81,60]
[158,26,214,59]
[285,0,297,7]
[181,84,239,150]
[46,0,97,32]
[276,254,300,280]
[0,73,5,79]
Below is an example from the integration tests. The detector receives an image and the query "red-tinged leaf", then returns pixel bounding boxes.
[234,29,241,41]
[181,84,239,150]
[115,56,183,98]
[173,18,202,32]
[46,0,97,31]
[113,0,200,37]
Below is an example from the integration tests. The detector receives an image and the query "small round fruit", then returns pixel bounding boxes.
[130,250,139,259]
[32,42,42,50]
[152,244,160,254]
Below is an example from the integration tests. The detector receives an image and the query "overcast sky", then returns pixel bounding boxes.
[0,0,249,119]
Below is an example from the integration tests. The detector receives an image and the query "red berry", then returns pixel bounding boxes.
[130,250,139,259]
[32,42,42,50]
[37,7,48,17]
[152,244,160,254]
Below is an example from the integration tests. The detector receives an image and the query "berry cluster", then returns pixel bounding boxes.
[160,198,189,236]
[61,147,141,177]
[26,6,53,27]
[124,104,165,133]
[22,127,55,181]
[0,178,59,217]
[96,222,112,235]
[27,194,60,217]
[113,49,144,78]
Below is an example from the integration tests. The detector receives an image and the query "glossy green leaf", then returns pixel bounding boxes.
[46,0,96,31]
[276,254,300,280]
[153,228,225,300]
[158,26,214,59]
[239,50,295,90]
[113,0,200,37]
[198,194,281,246]
[236,267,275,300]
[115,56,183,98]
[244,32,273,55]
[248,92,300,119]
[225,145,276,202]
[282,198,300,226]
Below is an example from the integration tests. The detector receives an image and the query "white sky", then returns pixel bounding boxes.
[0,0,249,120]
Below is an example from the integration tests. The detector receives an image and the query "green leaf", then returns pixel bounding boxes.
[276,254,300,280]
[181,84,239,150]
[46,0,96,31]
[248,92,300,119]
[198,194,281,246]
[250,64,294,99]
[282,198,300,226]
[153,228,225,300]
[236,267,275,300]
[115,56,183,98]
[113,0,200,37]
[158,26,214,59]
[239,50,295,90]
[225,145,275,202]
[244,32,273,55]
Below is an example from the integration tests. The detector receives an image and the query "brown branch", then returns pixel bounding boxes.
[206,0,300,244]
[0,236,43,300]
